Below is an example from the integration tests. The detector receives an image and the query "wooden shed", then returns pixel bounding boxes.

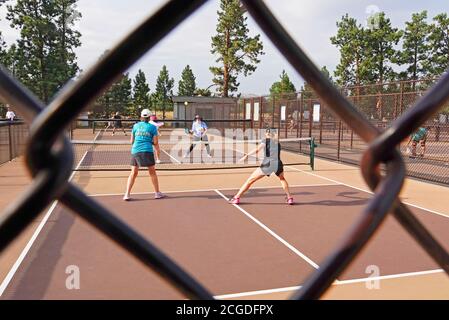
[172,96,238,120]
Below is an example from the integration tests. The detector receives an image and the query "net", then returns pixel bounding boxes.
[71,137,315,171]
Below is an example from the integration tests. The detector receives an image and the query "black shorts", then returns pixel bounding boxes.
[412,139,425,146]
[260,160,284,176]
[130,152,155,167]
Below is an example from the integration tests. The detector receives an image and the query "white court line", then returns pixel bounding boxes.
[0,201,59,296]
[0,180,335,295]
[87,183,339,197]
[214,189,320,270]
[160,148,181,164]
[0,151,88,297]
[286,165,449,219]
[333,268,444,285]
[93,130,101,141]
[215,285,302,300]
[214,268,445,299]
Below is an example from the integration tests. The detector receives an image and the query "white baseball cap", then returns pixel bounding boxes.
[141,109,151,118]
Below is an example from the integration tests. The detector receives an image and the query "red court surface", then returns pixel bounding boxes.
[1,184,449,300]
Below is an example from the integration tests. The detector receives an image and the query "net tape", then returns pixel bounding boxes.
[1,0,449,299]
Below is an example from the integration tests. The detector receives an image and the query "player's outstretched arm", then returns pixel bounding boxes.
[239,143,264,162]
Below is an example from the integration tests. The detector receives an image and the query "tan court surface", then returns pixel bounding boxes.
[1,153,449,299]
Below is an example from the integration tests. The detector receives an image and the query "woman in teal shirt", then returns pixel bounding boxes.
[407,126,428,158]
[123,109,165,200]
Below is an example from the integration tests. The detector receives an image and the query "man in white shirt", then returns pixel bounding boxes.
[5,106,16,121]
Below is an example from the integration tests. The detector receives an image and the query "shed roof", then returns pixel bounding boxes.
[172,96,237,104]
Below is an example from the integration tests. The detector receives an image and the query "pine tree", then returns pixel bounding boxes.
[52,0,82,91]
[154,65,174,119]
[2,45,18,77]
[0,1,6,65]
[427,13,449,77]
[331,14,370,88]
[0,5,6,116]
[301,66,330,100]
[0,32,5,66]
[96,73,132,117]
[96,88,113,117]
[365,12,402,84]
[269,70,296,97]
[6,0,81,102]
[178,65,196,96]
[210,0,264,97]
[320,66,333,82]
[397,11,431,84]
[133,69,150,116]
[193,88,212,97]
[110,73,132,115]
[94,50,113,116]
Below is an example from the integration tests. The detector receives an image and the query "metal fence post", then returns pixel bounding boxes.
[308,99,313,138]
[8,122,13,161]
[337,120,342,161]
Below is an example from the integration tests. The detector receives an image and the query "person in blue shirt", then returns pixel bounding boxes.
[407,126,429,158]
[123,109,165,201]
[183,115,212,158]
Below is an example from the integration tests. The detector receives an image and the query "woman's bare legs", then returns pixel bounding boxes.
[124,166,139,199]
[233,168,265,199]
[278,172,292,199]
[148,165,160,193]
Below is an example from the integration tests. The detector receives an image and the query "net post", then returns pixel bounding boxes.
[310,137,315,171]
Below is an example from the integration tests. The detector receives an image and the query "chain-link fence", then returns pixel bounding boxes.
[0,120,29,166]
[245,79,449,185]
[1,0,449,300]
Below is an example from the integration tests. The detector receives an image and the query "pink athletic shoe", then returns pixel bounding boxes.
[287,197,294,205]
[229,197,240,204]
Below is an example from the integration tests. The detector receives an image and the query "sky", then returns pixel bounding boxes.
[0,0,448,95]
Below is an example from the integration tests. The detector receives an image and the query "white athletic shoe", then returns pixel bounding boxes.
[123,194,131,201]
[155,192,166,199]
[156,159,161,164]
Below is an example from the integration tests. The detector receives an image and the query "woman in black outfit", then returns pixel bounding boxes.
[229,128,294,205]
